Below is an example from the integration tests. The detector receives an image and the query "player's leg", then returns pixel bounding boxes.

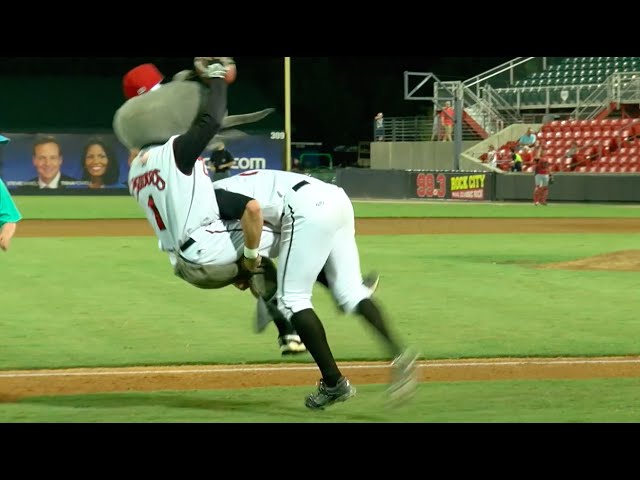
[278,190,355,409]
[317,266,380,298]
[540,175,550,205]
[323,188,418,401]
[266,297,306,355]
[256,226,306,354]
[232,222,306,354]
[323,188,406,358]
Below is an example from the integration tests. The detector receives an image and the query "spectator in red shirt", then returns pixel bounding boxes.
[440,101,454,142]
[533,153,552,206]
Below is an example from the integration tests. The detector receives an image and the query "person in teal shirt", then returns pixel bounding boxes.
[0,134,22,252]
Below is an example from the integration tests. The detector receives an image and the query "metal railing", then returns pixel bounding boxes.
[434,81,511,137]
[463,57,540,96]
[373,116,483,142]
[481,84,523,124]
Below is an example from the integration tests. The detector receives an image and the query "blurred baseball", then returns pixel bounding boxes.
[224,63,237,84]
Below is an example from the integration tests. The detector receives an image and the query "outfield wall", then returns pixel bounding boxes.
[10,168,640,203]
[336,169,640,203]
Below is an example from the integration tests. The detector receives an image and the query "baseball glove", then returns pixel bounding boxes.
[243,256,278,302]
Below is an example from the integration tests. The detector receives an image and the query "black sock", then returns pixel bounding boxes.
[291,309,342,387]
[357,298,404,358]
[268,298,295,337]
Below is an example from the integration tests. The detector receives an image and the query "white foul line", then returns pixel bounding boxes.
[1,357,640,379]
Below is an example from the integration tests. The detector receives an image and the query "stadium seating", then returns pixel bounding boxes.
[487,118,640,173]
[513,57,640,88]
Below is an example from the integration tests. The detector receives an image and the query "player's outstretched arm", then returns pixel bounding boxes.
[173,72,228,175]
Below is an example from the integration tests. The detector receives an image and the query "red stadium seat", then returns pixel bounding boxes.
[539,131,554,141]
[601,137,616,153]
[561,157,574,171]
[601,128,614,138]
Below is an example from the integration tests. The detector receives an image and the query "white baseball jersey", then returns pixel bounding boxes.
[214,169,371,318]
[128,135,222,253]
[129,142,280,267]
[213,170,325,228]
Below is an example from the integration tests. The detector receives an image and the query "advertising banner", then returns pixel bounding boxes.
[411,171,495,201]
[0,132,284,193]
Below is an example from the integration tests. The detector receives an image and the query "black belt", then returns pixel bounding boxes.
[293,180,309,192]
[180,237,196,252]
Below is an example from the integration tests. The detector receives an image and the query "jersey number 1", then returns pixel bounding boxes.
[147,195,167,231]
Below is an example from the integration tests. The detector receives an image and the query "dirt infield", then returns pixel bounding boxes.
[16,217,640,237]
[3,357,640,402]
[4,217,640,401]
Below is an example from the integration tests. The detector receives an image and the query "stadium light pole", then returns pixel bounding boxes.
[284,56,292,171]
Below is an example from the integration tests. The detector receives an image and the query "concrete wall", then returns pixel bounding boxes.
[371,141,479,170]
[496,172,640,202]
[370,124,543,173]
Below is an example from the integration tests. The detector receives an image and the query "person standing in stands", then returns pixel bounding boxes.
[440,102,454,142]
[511,148,523,172]
[207,142,235,181]
[374,112,384,141]
[430,108,442,141]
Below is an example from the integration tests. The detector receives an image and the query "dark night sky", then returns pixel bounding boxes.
[0,56,512,146]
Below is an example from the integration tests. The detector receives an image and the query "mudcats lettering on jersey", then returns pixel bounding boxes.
[130,169,167,198]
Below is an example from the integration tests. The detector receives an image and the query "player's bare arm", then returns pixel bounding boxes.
[0,222,17,251]
[240,199,264,272]
[173,76,228,175]
[215,188,264,273]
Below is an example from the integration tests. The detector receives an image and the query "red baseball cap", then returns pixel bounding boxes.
[122,63,164,99]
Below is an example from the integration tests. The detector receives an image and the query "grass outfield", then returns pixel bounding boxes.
[2,233,639,370]
[11,195,640,219]
[4,195,640,422]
